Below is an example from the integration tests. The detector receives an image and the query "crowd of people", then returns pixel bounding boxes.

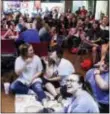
[1,6,109,113]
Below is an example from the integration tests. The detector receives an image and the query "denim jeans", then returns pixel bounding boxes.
[10,80,46,102]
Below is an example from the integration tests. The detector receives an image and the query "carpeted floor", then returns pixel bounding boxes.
[1,51,92,113]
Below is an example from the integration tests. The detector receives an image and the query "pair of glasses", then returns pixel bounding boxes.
[66,79,78,83]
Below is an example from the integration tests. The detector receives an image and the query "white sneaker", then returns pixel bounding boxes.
[42,98,48,108]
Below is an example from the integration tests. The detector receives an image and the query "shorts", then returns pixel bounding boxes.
[42,77,60,88]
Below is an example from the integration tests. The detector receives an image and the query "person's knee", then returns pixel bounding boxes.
[45,82,52,88]
[34,82,43,91]
[10,82,17,92]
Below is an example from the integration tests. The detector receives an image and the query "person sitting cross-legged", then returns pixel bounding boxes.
[10,44,47,105]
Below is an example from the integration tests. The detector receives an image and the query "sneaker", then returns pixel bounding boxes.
[42,98,48,108]
[57,95,63,103]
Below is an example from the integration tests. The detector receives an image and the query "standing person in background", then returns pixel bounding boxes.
[80,6,88,18]
[75,7,81,16]
[85,52,109,113]
[52,9,58,20]
[66,14,73,29]
[66,9,71,17]
[71,15,77,28]
[10,44,47,105]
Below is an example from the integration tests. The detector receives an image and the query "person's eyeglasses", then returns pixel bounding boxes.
[66,79,78,83]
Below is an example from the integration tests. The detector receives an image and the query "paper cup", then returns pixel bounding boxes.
[4,82,10,95]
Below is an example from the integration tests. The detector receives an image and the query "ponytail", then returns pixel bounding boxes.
[41,59,46,76]
[78,75,93,96]
[82,81,93,97]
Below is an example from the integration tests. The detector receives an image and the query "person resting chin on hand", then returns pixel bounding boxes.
[85,53,109,113]
[10,44,47,105]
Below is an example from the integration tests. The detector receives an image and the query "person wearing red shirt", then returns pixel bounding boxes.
[80,6,88,17]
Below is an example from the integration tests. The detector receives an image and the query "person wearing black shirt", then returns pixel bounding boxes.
[86,20,103,64]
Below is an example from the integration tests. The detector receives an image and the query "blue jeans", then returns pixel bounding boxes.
[10,80,46,102]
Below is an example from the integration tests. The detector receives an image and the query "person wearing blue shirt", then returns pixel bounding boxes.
[17,29,40,43]
[64,73,99,113]
[85,52,109,113]
[15,27,40,55]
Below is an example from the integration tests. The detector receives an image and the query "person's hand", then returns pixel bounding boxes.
[25,58,32,64]
[94,69,100,75]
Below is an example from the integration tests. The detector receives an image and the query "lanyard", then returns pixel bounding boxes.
[65,97,75,113]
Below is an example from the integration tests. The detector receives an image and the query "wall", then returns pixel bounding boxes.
[72,1,88,13]
[41,2,65,13]
[95,1,108,19]
[65,0,72,12]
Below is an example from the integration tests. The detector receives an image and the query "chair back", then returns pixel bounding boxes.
[31,42,48,57]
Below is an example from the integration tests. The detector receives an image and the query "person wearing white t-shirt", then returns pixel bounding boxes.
[57,58,75,86]
[46,51,75,98]
[46,37,76,99]
[10,44,46,104]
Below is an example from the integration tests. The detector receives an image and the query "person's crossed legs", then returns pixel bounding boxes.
[10,80,46,103]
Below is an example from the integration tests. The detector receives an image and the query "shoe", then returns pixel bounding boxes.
[57,95,63,103]
[42,98,48,108]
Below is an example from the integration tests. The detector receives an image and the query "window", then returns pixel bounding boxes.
[41,0,63,2]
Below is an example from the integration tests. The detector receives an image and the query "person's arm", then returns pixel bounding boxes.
[81,34,99,47]
[15,63,27,76]
[47,76,61,81]
[15,58,32,76]
[30,72,43,84]
[94,69,109,90]
[30,57,43,83]
[85,69,94,82]
[9,32,19,40]
[2,29,14,39]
